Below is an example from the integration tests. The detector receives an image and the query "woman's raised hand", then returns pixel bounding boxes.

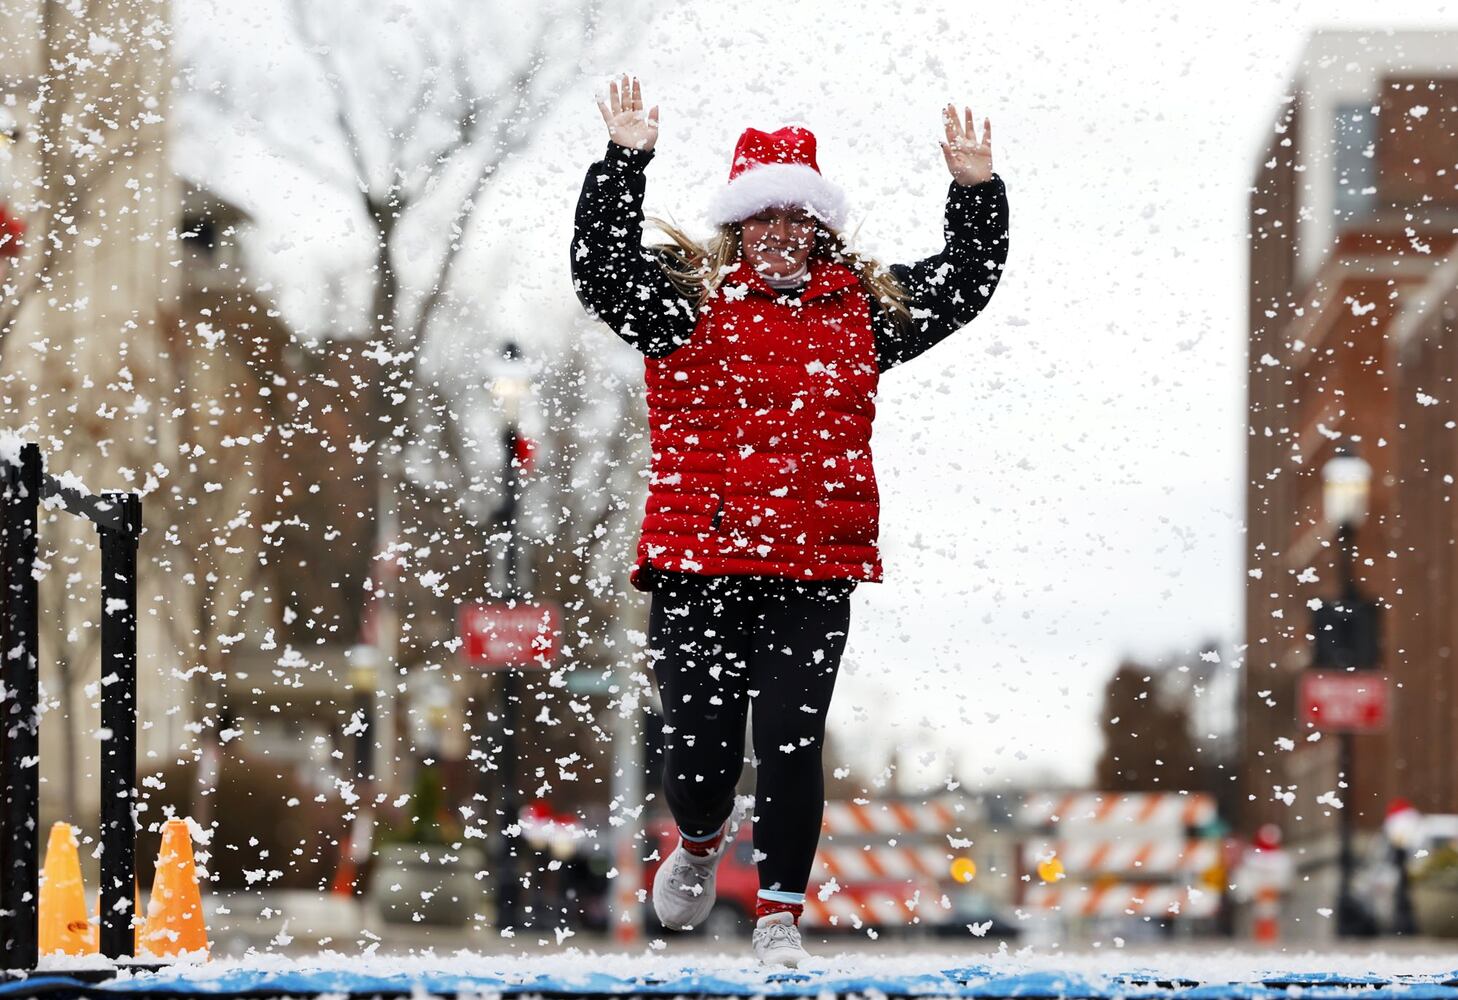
[940,104,994,186]
[597,74,659,152]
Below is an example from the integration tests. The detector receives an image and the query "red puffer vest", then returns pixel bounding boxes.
[631,256,882,590]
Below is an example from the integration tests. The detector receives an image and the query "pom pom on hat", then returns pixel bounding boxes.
[706,126,848,231]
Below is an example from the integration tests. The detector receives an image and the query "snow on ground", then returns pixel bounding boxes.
[35,943,1458,993]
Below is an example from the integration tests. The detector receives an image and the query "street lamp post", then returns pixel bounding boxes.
[1320,447,1374,938]
[347,643,384,782]
[333,643,385,897]
[489,341,530,933]
[1385,799,1420,936]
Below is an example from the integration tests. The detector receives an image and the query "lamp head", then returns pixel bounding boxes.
[1322,446,1372,528]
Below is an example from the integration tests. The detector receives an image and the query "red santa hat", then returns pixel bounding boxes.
[706,126,848,231]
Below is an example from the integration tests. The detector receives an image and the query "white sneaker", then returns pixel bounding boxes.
[752,911,810,968]
[651,806,743,931]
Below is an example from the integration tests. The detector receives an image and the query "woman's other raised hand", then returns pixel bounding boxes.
[940,104,994,186]
[597,74,659,152]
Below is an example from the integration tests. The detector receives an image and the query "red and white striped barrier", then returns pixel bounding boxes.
[815,843,953,883]
[1020,838,1220,877]
[1015,792,1227,924]
[821,797,968,837]
[799,797,979,929]
[1019,792,1216,830]
[801,880,946,929]
[1024,881,1220,919]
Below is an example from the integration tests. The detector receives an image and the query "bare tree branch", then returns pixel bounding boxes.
[390,33,457,179]
[405,49,486,207]
[288,0,373,195]
[188,84,355,191]
[404,27,554,353]
[177,0,647,653]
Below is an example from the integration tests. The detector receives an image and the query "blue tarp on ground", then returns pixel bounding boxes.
[6,964,1458,998]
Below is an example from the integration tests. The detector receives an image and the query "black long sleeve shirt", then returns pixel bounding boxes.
[570,142,1009,372]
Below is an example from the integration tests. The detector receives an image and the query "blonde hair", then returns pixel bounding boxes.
[646,215,912,330]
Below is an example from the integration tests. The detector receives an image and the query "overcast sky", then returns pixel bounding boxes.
[175,1,1458,794]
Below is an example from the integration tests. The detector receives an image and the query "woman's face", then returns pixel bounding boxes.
[740,207,816,279]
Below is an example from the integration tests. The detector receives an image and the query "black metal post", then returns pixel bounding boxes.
[1336,522,1356,604]
[98,491,141,959]
[1335,729,1363,935]
[0,454,10,967]
[499,669,520,928]
[503,426,520,596]
[0,445,144,970]
[1331,519,1369,937]
[2,444,41,970]
[1392,839,1417,935]
[494,422,522,932]
[354,686,373,781]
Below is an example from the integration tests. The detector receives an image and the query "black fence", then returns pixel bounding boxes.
[1,441,142,969]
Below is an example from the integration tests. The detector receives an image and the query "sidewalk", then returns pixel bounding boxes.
[203,892,1458,962]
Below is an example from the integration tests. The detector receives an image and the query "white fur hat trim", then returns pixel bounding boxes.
[706,162,848,231]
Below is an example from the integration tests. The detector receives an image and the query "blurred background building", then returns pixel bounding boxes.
[0,0,188,830]
[1246,29,1458,934]
[10,0,1458,953]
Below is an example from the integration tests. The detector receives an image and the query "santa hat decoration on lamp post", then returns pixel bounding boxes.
[1252,823,1283,853]
[1384,798,1421,850]
[492,341,537,476]
[0,204,25,259]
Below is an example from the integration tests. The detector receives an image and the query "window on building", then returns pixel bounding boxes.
[1332,102,1377,223]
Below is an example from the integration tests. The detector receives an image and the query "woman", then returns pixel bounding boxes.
[570,76,1009,967]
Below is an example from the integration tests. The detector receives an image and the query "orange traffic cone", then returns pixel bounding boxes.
[140,819,209,959]
[39,822,97,956]
[332,808,375,898]
[331,832,358,897]
[1253,884,1280,943]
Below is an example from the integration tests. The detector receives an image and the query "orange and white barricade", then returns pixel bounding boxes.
[816,843,958,883]
[1017,791,1227,939]
[808,796,979,932]
[820,797,968,837]
[801,878,945,930]
[1231,824,1293,943]
[1019,837,1221,879]
[1019,791,1217,831]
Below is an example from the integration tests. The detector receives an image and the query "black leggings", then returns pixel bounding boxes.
[647,571,852,895]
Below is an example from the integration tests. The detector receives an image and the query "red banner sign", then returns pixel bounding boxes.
[1299,672,1390,733]
[459,601,561,668]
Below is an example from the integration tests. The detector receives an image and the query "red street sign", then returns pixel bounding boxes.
[1299,672,1390,733]
[459,601,561,668]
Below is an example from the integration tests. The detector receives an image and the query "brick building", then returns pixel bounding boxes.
[1245,30,1458,886]
[1,0,184,827]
